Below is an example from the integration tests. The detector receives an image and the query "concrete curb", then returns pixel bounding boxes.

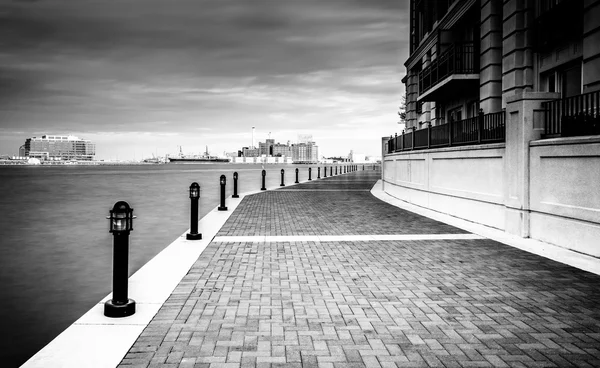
[371,180,600,276]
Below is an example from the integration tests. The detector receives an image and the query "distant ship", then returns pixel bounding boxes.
[168,146,230,163]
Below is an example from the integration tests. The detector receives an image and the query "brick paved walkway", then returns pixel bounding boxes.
[118,170,600,368]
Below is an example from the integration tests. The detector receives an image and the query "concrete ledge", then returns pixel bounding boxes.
[372,180,600,276]
[21,178,312,368]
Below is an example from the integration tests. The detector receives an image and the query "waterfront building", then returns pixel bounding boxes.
[272,143,292,157]
[241,147,259,157]
[22,135,96,161]
[384,0,600,259]
[292,142,318,163]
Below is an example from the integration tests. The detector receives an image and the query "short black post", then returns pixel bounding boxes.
[308,167,312,181]
[295,168,299,183]
[186,182,202,240]
[317,167,321,179]
[324,166,327,178]
[335,166,338,175]
[232,172,239,198]
[218,175,227,211]
[104,201,136,318]
[261,169,266,190]
[280,169,285,186]
[363,165,365,170]
[330,167,332,176]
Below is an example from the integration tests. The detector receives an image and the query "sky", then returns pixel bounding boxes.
[0,0,408,160]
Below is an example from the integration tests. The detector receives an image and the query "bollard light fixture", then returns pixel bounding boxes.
[218,175,228,211]
[108,201,135,233]
[105,201,136,317]
[232,172,239,198]
[189,181,200,199]
[186,182,202,240]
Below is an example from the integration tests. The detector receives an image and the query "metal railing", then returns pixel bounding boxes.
[387,111,506,154]
[418,43,478,95]
[543,90,600,138]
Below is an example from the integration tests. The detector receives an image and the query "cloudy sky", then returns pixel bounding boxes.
[0,0,408,160]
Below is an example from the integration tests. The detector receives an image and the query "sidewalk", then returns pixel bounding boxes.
[118,170,600,368]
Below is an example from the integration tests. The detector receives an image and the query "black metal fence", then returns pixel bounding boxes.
[543,90,600,138]
[418,43,477,95]
[387,111,505,154]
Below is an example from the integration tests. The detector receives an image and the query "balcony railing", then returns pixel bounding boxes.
[418,43,478,95]
[543,90,600,138]
[387,111,505,154]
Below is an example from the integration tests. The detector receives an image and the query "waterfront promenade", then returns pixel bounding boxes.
[115,169,600,368]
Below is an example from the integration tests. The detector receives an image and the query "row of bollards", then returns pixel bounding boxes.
[103,164,368,318]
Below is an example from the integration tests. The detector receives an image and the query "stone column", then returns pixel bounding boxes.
[583,0,600,93]
[504,92,560,237]
[502,0,535,105]
[480,0,503,113]
[404,69,420,129]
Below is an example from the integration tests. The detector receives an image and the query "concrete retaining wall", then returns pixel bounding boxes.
[383,137,600,259]
[383,143,506,230]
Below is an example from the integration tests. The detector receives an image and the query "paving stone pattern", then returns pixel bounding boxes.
[119,171,600,368]
[218,173,465,236]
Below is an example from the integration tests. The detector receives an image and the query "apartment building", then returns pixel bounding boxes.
[384,0,600,261]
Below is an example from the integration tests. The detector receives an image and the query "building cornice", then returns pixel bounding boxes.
[405,0,478,70]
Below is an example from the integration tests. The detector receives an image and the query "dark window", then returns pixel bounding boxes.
[449,107,462,123]
[561,64,582,98]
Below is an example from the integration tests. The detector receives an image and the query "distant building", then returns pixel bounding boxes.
[292,142,318,163]
[241,147,259,157]
[22,135,95,161]
[272,143,292,157]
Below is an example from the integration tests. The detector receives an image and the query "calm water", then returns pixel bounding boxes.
[0,163,309,367]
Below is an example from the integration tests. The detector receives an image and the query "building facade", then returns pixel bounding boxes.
[403,0,599,132]
[292,142,319,163]
[23,135,96,161]
[384,0,600,260]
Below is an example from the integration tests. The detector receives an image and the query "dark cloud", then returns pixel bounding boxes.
[0,0,409,157]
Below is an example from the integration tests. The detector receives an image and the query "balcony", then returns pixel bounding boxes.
[417,43,479,102]
[387,111,505,154]
[543,90,600,138]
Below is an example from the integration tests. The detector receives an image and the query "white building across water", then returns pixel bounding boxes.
[20,135,96,161]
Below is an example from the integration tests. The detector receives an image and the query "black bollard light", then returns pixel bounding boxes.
[335,166,338,175]
[363,165,365,171]
[232,172,239,198]
[309,167,312,181]
[280,169,285,186]
[324,166,327,177]
[261,169,266,190]
[295,168,299,183]
[330,167,332,176]
[317,167,321,179]
[218,175,228,211]
[186,183,202,240]
[105,201,136,318]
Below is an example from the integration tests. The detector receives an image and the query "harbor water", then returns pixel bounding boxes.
[0,163,309,367]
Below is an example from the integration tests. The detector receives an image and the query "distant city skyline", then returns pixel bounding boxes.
[0,0,408,160]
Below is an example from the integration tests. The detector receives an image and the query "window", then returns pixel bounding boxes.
[561,64,581,98]
[542,61,582,98]
[468,101,479,118]
[448,106,462,123]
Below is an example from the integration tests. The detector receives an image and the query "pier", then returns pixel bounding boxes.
[23,168,600,368]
